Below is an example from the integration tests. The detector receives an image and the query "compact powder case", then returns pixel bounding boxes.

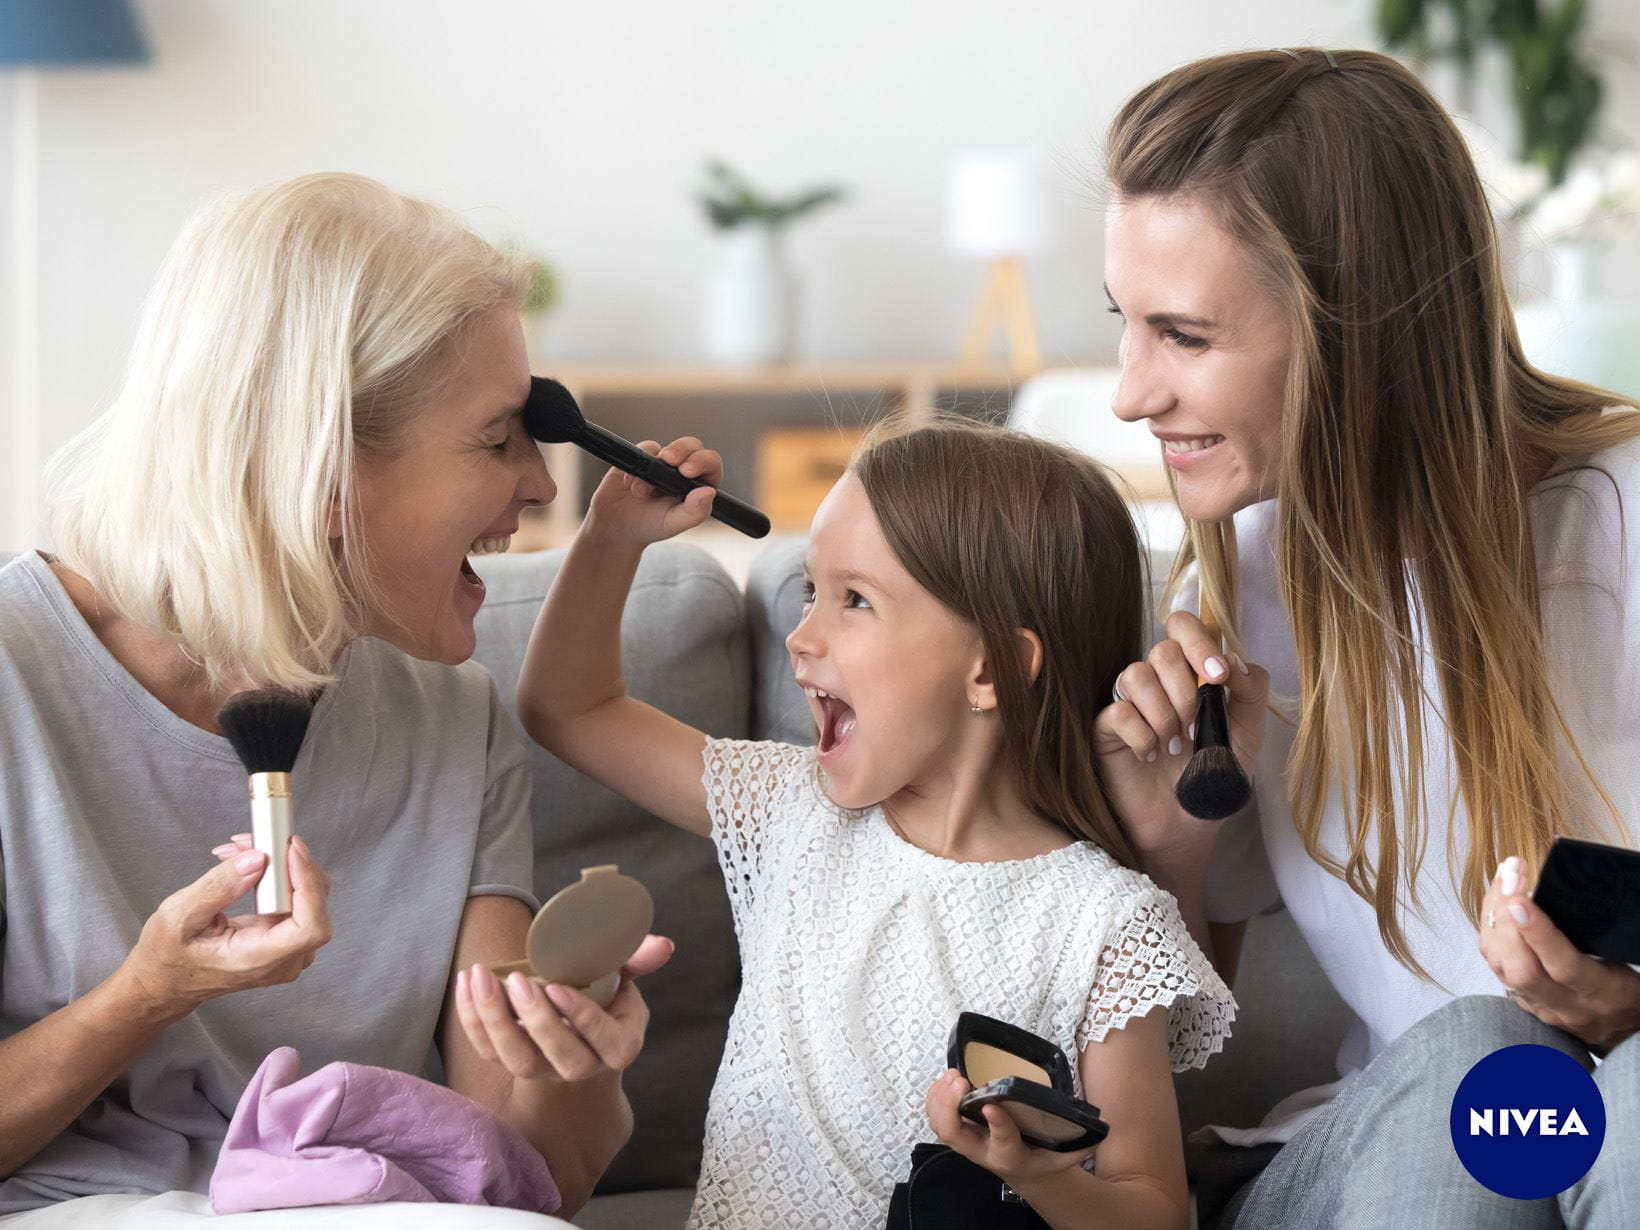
[948,1011,1111,1153]
[490,865,653,1008]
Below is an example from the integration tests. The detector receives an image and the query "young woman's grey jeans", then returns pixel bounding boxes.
[1192,995,1638,1229]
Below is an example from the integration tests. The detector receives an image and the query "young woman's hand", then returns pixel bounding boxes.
[119,834,332,1019]
[454,935,673,1086]
[1092,611,1271,857]
[924,1069,1097,1190]
[582,436,722,547]
[1480,856,1640,1055]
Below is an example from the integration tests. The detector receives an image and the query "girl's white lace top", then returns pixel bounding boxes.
[686,738,1236,1229]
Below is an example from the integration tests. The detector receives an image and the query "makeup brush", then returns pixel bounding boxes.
[1174,593,1253,821]
[523,376,771,539]
[217,688,315,913]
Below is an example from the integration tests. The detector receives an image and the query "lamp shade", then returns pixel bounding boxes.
[0,0,148,66]
[944,149,1049,259]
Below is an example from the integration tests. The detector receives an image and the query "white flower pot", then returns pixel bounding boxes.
[702,226,795,365]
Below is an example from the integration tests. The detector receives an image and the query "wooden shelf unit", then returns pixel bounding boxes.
[522,360,1048,549]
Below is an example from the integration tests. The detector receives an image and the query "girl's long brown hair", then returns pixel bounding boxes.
[853,420,1146,868]
[1107,49,1638,974]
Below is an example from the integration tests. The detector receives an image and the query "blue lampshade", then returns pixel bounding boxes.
[0,0,148,67]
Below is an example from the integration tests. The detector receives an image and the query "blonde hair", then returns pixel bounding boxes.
[44,172,533,692]
[1107,49,1640,975]
[851,419,1147,867]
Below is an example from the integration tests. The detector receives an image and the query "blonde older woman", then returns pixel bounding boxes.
[0,173,667,1224]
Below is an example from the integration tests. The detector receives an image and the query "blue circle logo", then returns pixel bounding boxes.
[1450,1044,1605,1200]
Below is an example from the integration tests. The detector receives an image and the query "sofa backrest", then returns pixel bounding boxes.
[470,542,747,1194]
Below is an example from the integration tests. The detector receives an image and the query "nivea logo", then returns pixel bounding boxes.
[1450,1044,1605,1199]
[1468,1107,1590,1136]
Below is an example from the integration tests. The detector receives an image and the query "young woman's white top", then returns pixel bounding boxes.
[1201,433,1640,1148]
[686,738,1236,1229]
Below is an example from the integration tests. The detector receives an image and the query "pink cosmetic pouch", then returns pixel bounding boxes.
[210,1047,560,1215]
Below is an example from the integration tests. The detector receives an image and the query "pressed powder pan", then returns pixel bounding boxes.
[490,865,653,1008]
[947,1011,1110,1153]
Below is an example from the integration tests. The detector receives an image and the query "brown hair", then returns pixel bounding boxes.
[1106,48,1639,973]
[851,419,1146,867]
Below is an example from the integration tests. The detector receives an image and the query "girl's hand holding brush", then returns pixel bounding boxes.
[584,436,724,549]
[117,835,332,1023]
[1093,609,1270,858]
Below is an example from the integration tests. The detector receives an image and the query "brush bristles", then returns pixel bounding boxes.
[217,688,315,775]
[1174,681,1252,820]
[1175,745,1252,820]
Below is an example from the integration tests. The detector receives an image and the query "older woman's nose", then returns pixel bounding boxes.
[520,442,557,507]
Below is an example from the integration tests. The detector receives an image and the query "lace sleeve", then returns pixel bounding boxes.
[701,738,813,931]
[1075,890,1237,1072]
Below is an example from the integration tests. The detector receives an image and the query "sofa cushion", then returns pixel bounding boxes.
[471,543,747,1195]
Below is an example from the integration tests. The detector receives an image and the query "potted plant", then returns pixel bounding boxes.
[501,242,561,367]
[696,160,846,365]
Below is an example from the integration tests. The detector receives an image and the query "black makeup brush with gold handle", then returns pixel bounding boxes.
[1174,594,1252,821]
[218,689,315,913]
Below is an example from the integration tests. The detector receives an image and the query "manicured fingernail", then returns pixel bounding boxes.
[1168,736,1182,757]
[231,833,252,843]
[1188,722,1196,741]
[1146,749,1158,763]
[1509,903,1529,927]
[213,843,239,857]
[1232,653,1248,675]
[507,973,539,1008]
[1206,657,1226,680]
[1501,866,1521,897]
[456,969,469,1000]
[234,850,266,873]
[473,967,496,1001]
[545,983,574,1011]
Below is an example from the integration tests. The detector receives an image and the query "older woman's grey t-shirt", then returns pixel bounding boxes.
[0,551,539,1211]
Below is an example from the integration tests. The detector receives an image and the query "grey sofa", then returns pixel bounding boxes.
[468,539,1354,1228]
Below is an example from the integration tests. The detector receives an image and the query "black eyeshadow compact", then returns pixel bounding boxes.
[948,1012,1111,1153]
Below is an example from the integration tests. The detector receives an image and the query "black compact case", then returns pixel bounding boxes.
[1532,837,1640,965]
[948,1012,1110,1153]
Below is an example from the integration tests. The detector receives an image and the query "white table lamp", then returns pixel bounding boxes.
[945,150,1050,372]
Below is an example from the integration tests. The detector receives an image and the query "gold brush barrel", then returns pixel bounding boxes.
[249,772,293,913]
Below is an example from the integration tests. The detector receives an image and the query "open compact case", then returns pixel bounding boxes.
[489,865,653,1008]
[949,1012,1111,1153]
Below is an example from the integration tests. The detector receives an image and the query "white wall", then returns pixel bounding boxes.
[2,0,1638,550]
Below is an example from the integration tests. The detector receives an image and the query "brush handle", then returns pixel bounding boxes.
[1194,681,1232,750]
[250,792,293,914]
[1195,589,1222,687]
[580,423,771,539]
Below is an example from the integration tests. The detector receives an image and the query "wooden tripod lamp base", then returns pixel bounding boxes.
[958,257,1041,372]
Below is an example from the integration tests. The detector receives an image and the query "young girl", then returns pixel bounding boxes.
[516,420,1233,1229]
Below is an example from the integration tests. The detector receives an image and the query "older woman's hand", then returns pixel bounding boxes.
[121,835,332,1018]
[455,935,673,1086]
[1480,855,1640,1054]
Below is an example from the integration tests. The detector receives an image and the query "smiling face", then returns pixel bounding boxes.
[1103,193,1293,521]
[349,305,554,664]
[784,473,988,810]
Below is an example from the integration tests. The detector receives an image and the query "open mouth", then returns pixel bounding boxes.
[806,687,857,757]
[457,534,511,600]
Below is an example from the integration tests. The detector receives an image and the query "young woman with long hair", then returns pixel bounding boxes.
[1094,48,1640,1228]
